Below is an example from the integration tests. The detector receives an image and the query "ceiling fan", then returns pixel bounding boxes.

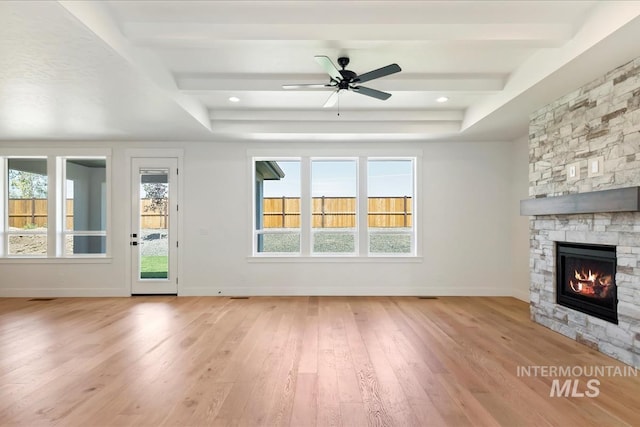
[283,56,401,108]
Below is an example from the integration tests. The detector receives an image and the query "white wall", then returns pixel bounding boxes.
[510,135,531,302]
[0,139,524,297]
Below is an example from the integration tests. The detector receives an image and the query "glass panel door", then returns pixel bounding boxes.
[131,158,178,294]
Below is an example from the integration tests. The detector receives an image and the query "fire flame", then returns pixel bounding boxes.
[569,269,612,297]
[575,270,596,283]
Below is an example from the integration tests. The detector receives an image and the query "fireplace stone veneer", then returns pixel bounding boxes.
[527,56,640,368]
[530,214,640,367]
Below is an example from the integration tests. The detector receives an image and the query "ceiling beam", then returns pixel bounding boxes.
[110,1,593,26]
[210,109,464,122]
[210,120,461,136]
[221,132,456,142]
[56,0,212,132]
[122,23,572,45]
[177,73,505,92]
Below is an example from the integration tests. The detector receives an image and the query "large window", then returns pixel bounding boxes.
[7,158,48,256]
[368,159,414,254]
[1,153,109,258]
[312,159,357,254]
[255,160,301,254]
[63,158,107,255]
[253,156,416,257]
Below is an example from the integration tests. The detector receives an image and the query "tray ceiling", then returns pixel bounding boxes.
[1,1,640,142]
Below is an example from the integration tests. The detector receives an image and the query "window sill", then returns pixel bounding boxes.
[0,257,112,264]
[247,256,423,263]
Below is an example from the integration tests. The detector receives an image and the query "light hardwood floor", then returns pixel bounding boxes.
[0,296,639,426]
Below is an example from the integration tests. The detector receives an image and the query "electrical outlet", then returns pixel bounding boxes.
[566,161,581,181]
[588,156,604,177]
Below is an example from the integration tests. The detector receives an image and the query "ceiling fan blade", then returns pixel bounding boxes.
[282,84,331,90]
[352,86,392,100]
[323,91,339,108]
[355,63,401,84]
[315,56,342,82]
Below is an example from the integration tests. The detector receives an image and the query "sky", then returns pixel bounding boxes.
[262,160,413,197]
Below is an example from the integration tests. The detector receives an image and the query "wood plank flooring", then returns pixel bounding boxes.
[0,296,639,426]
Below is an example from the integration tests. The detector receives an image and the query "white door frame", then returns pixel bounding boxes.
[126,149,184,295]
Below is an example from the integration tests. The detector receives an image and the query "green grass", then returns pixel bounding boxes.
[260,230,411,254]
[141,255,168,279]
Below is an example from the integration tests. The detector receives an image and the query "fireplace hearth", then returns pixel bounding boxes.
[556,242,618,324]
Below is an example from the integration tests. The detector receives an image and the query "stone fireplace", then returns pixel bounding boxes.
[523,56,640,367]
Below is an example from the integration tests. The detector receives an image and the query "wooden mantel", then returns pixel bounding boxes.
[520,186,640,216]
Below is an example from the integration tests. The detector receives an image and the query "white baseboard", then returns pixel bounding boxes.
[512,288,530,302]
[0,286,525,299]
[179,286,514,297]
[0,288,129,297]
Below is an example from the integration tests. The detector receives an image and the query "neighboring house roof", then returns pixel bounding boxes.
[255,161,285,180]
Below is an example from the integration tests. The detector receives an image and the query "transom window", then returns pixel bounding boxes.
[253,156,416,257]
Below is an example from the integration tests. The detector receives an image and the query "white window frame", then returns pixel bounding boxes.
[0,158,3,257]
[60,156,109,257]
[310,157,359,256]
[3,156,49,257]
[367,157,416,257]
[252,157,302,256]
[251,153,419,259]
[0,149,111,259]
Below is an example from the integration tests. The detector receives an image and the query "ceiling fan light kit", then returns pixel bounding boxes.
[283,55,401,108]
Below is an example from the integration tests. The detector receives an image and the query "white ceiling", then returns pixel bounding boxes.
[2,1,640,142]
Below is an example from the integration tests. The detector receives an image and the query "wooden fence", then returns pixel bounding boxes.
[9,197,411,230]
[263,196,412,228]
[139,199,169,229]
[8,199,167,229]
[8,199,56,228]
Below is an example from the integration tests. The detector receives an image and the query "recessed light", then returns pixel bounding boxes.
[228,96,240,103]
[436,96,449,103]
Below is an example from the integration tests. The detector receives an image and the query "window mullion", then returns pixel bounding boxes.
[48,156,58,257]
[411,158,418,256]
[252,157,260,255]
[57,156,67,257]
[105,155,112,256]
[300,157,311,256]
[358,157,368,256]
[0,158,5,257]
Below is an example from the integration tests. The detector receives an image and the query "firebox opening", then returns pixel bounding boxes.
[556,242,618,324]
